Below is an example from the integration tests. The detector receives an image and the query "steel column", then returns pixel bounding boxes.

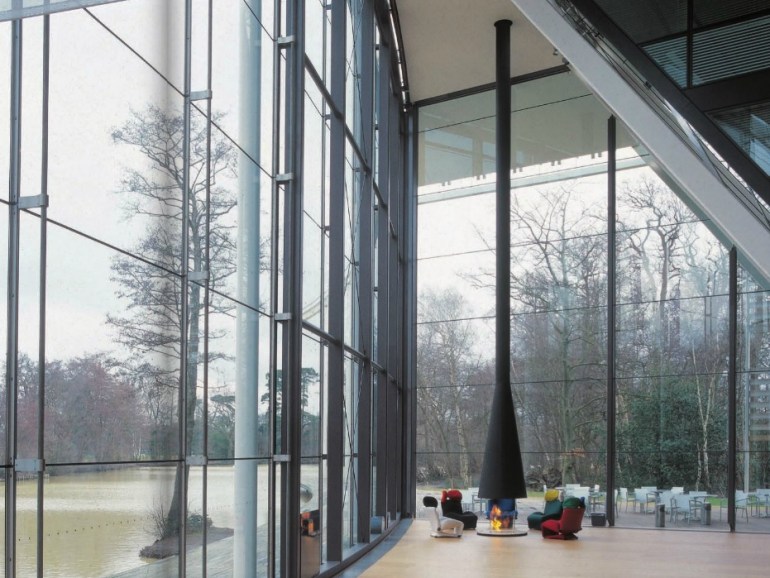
[235,1,263,575]
[356,0,375,544]
[478,18,527,501]
[728,246,738,532]
[200,0,214,574]
[268,0,283,575]
[326,0,347,562]
[176,0,194,572]
[606,115,617,526]
[495,19,512,440]
[281,0,306,574]
[403,106,418,517]
[387,89,400,520]
[6,18,22,578]
[36,15,51,578]
[375,37,391,523]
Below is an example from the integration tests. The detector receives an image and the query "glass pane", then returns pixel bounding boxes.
[305,0,327,82]
[300,458,321,578]
[190,0,209,94]
[17,472,39,576]
[0,468,5,569]
[208,300,269,461]
[208,304,236,461]
[614,125,729,531]
[711,102,770,177]
[692,15,770,85]
[185,466,204,578]
[342,357,359,551]
[301,335,322,459]
[210,1,274,178]
[303,73,327,328]
[373,25,381,188]
[89,0,186,93]
[0,0,126,21]
[20,17,43,204]
[0,23,8,202]
[345,0,363,148]
[694,0,769,27]
[344,141,360,348]
[644,36,687,87]
[42,463,178,577]
[187,281,206,458]
[19,211,41,460]
[593,0,687,43]
[737,270,770,533]
[46,224,181,463]
[49,8,184,271]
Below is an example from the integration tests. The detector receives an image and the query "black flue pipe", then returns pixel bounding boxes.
[478,19,527,501]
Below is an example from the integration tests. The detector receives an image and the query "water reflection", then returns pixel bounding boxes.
[0,465,276,577]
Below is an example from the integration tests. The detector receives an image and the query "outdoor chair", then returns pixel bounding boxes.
[735,491,751,523]
[688,491,707,522]
[467,487,484,513]
[589,487,605,513]
[654,490,672,520]
[717,491,753,523]
[423,496,463,538]
[754,488,770,517]
[618,487,629,513]
[671,492,692,524]
[633,488,656,514]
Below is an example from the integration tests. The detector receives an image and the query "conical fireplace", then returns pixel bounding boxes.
[477,19,527,505]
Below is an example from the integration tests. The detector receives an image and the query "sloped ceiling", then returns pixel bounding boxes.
[396,0,564,103]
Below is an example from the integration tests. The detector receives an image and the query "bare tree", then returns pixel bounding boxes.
[468,185,607,483]
[416,289,490,488]
[108,105,237,539]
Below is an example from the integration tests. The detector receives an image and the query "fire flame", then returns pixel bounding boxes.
[489,504,512,531]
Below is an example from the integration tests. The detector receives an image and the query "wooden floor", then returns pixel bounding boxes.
[352,520,770,577]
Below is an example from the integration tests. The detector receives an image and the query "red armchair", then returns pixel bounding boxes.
[541,500,584,540]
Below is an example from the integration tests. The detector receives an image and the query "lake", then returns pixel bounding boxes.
[1,465,277,577]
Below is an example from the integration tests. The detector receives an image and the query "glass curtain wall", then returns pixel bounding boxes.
[416,72,610,498]
[614,130,730,526]
[738,268,770,525]
[0,0,408,576]
[417,69,770,534]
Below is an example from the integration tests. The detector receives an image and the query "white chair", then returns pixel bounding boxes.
[671,492,692,524]
[633,488,655,514]
[468,487,483,513]
[589,486,605,513]
[566,487,590,512]
[671,486,684,494]
[688,491,707,521]
[656,490,672,520]
[716,492,752,523]
[754,488,770,517]
[423,496,463,538]
[736,491,751,523]
[618,487,629,512]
